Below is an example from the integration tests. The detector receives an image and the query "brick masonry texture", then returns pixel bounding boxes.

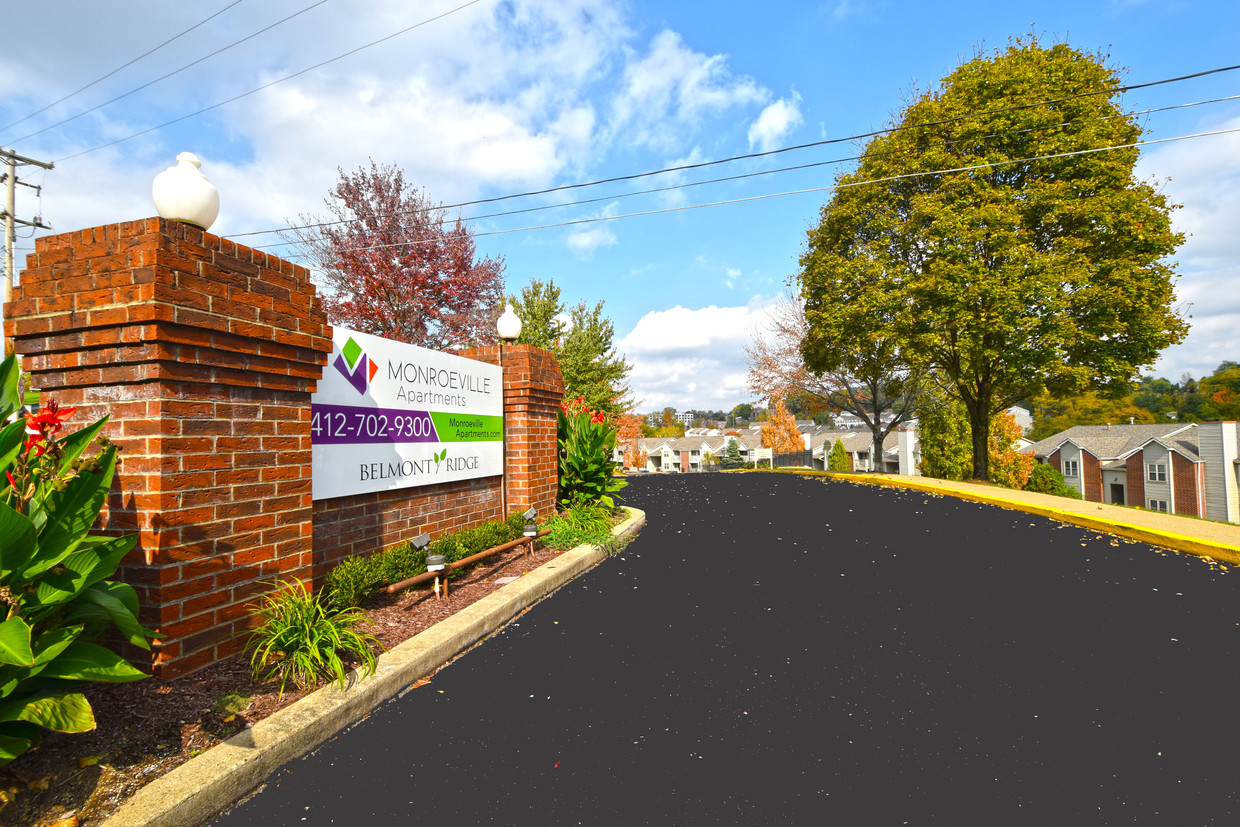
[6,219,564,679]
[1126,450,1146,509]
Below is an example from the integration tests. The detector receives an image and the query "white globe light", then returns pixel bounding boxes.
[152,152,220,231]
[497,304,522,341]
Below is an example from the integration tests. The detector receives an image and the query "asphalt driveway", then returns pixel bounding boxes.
[212,472,1240,825]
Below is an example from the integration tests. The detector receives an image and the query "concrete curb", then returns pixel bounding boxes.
[801,470,1240,564]
[102,508,646,827]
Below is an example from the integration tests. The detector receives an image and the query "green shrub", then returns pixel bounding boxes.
[322,555,384,612]
[543,507,627,556]
[244,579,381,697]
[375,539,429,586]
[1023,463,1081,498]
[563,503,613,534]
[0,354,152,766]
[557,397,626,509]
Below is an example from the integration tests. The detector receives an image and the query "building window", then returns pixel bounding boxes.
[1063,459,1079,477]
[1148,499,1169,512]
[1147,463,1167,482]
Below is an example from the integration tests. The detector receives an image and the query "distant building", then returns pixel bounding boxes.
[1023,422,1239,523]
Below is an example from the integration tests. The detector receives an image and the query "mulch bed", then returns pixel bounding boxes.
[2,541,570,827]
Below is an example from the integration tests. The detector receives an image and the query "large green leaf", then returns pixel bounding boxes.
[34,640,147,683]
[0,499,37,581]
[52,415,109,477]
[0,730,34,765]
[0,618,33,667]
[73,583,150,650]
[0,691,95,733]
[0,354,19,422]
[26,445,117,578]
[0,417,27,474]
[0,626,83,697]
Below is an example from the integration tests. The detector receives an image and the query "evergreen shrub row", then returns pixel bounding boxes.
[323,512,527,611]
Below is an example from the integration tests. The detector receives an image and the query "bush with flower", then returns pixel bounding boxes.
[557,396,626,510]
[0,354,151,765]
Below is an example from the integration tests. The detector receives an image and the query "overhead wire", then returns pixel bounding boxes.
[234,65,1240,241]
[272,125,1240,261]
[0,0,247,134]
[254,92,1240,254]
[52,0,486,163]
[12,0,331,145]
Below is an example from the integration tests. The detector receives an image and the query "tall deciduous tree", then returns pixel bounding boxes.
[616,413,648,470]
[285,160,505,350]
[748,291,917,475]
[761,397,805,455]
[798,38,1188,481]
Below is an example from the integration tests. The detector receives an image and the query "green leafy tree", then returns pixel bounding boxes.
[799,37,1187,481]
[827,438,851,472]
[509,278,567,351]
[1029,389,1157,440]
[507,278,632,420]
[917,388,973,481]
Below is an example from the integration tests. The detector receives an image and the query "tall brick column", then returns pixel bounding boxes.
[5,218,331,679]
[460,344,563,519]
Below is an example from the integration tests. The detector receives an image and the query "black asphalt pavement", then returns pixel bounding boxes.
[212,472,1240,825]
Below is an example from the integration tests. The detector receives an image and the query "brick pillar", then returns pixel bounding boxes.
[460,344,563,519]
[5,218,331,679]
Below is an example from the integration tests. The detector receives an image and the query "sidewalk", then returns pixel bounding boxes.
[821,471,1240,564]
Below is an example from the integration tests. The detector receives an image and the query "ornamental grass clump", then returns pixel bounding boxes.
[244,579,381,697]
[557,396,626,509]
[0,354,152,766]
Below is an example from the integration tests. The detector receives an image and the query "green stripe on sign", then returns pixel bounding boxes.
[429,412,504,442]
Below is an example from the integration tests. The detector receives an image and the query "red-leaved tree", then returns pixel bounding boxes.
[284,160,505,350]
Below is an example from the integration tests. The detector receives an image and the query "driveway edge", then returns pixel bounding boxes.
[808,471,1240,564]
[102,507,646,827]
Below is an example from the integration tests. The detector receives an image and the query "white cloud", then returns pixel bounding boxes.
[1138,114,1240,380]
[617,300,773,411]
[748,92,804,152]
[609,30,767,151]
[565,201,619,258]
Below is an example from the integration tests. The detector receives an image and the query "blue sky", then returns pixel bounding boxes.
[3,0,1238,414]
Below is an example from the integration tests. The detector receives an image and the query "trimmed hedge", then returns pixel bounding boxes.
[323,512,529,611]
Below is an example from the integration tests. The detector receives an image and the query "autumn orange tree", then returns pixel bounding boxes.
[284,160,505,350]
[989,410,1035,489]
[616,413,648,470]
[761,397,805,455]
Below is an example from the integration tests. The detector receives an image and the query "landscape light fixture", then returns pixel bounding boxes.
[523,507,538,537]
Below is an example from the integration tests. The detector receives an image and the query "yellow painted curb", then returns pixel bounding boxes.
[778,470,1240,566]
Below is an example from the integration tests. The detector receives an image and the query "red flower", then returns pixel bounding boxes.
[5,470,15,488]
[24,400,76,445]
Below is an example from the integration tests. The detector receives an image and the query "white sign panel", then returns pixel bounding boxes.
[311,327,504,500]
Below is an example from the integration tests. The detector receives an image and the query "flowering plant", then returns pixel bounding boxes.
[0,354,150,765]
[557,396,626,509]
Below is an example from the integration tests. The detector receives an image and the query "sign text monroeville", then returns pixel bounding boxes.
[310,327,503,500]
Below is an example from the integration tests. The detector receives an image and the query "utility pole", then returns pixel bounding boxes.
[1,147,54,356]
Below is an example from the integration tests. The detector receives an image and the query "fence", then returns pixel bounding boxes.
[773,449,813,468]
[5,217,564,678]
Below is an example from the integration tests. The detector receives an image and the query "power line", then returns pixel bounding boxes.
[255,91,1240,252]
[12,0,330,145]
[0,0,247,134]
[234,64,1240,241]
[53,0,486,163]
[272,126,1240,260]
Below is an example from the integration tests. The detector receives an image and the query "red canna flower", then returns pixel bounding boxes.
[23,400,76,445]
